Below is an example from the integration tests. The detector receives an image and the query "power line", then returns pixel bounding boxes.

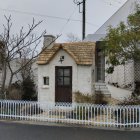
[59,6,78,34]
[100,0,125,7]
[0,7,98,27]
[113,0,124,4]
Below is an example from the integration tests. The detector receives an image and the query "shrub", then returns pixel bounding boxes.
[94,93,108,105]
[74,91,108,105]
[74,91,94,103]
[22,76,37,101]
[118,96,140,105]
[7,82,23,100]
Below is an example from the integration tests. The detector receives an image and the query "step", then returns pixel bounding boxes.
[95,83,110,94]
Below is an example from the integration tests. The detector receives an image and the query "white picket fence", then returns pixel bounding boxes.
[0,100,140,128]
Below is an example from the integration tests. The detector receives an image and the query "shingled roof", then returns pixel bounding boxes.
[37,42,95,65]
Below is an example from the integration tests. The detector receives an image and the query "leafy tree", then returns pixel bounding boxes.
[103,4,140,73]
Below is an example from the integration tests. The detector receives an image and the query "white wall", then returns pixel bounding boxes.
[3,59,22,86]
[106,60,135,90]
[0,59,38,89]
[38,49,93,103]
[77,65,93,94]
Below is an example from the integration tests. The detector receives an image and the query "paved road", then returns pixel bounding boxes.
[0,121,140,140]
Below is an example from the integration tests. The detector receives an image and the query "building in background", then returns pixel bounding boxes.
[0,58,38,91]
[85,0,140,94]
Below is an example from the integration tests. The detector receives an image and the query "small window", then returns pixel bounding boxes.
[43,77,49,85]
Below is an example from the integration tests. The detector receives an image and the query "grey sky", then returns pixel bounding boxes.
[0,0,127,43]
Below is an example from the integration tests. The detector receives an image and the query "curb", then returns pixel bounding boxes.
[0,120,139,131]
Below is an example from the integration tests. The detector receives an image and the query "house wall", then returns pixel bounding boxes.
[0,59,22,87]
[105,60,135,90]
[77,65,93,94]
[38,49,94,103]
[0,59,38,89]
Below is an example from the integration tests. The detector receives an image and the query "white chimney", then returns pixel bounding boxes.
[43,35,55,49]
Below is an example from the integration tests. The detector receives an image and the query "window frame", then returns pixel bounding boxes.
[43,76,49,86]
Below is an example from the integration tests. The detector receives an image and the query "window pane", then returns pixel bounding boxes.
[43,77,49,85]
[64,77,70,85]
[43,77,46,85]
[58,69,63,76]
[64,69,70,76]
[57,77,63,85]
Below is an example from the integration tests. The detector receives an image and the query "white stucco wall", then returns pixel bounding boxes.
[38,49,94,103]
[77,65,93,94]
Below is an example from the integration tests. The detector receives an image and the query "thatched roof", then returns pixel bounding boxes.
[37,42,95,65]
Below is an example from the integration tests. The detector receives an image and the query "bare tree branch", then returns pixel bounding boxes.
[0,16,57,93]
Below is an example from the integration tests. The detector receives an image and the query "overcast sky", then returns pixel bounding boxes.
[0,0,127,43]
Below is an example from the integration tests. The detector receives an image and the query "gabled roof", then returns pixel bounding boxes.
[37,42,95,65]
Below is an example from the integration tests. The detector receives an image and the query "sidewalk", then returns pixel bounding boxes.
[107,85,132,100]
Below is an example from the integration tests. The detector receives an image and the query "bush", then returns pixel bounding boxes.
[94,93,108,105]
[22,76,37,101]
[74,91,94,103]
[74,91,108,105]
[118,96,140,105]
[7,82,23,100]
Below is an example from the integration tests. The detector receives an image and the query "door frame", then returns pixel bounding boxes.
[55,66,72,103]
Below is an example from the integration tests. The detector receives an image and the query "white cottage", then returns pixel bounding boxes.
[37,35,96,103]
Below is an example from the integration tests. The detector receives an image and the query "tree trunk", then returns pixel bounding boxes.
[8,73,14,89]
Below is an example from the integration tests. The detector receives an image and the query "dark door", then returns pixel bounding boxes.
[55,66,72,103]
[95,42,105,82]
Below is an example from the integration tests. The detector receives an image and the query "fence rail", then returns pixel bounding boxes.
[0,100,140,128]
